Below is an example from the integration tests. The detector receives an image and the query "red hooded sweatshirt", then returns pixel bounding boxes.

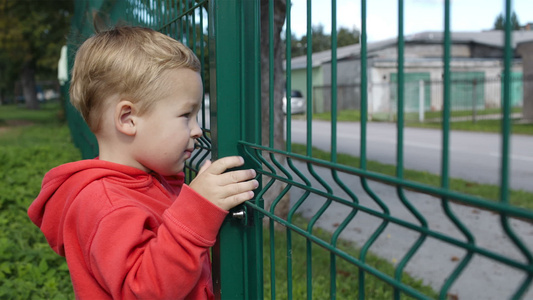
[28,159,228,299]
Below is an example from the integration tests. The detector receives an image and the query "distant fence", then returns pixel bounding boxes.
[313,84,361,113]
[312,74,527,122]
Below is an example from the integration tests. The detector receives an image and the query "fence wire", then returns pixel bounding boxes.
[66,1,533,299]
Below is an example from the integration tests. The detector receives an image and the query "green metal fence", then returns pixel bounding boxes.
[66,0,533,299]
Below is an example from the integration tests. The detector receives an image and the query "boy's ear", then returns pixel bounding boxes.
[114,100,137,136]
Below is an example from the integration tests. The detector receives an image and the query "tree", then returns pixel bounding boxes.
[494,14,504,30]
[260,4,360,221]
[493,11,521,30]
[290,24,359,57]
[261,0,290,221]
[290,33,306,57]
[0,46,16,104]
[337,26,360,46]
[0,0,72,109]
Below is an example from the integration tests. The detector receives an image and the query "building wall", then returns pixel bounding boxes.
[369,59,445,115]
[517,42,533,122]
[368,58,522,116]
[370,43,473,59]
[321,59,361,113]
[290,66,324,112]
[288,39,528,117]
[470,44,505,58]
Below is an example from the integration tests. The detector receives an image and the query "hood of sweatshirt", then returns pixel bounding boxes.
[28,159,184,256]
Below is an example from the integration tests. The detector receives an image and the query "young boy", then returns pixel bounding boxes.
[28,26,258,299]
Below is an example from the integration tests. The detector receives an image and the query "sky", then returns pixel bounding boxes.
[289,0,533,41]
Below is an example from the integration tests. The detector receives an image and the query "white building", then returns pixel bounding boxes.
[287,30,533,119]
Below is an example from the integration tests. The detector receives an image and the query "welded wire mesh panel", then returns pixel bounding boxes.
[242,0,533,299]
[66,1,533,299]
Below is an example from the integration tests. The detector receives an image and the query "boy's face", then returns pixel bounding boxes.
[133,68,203,176]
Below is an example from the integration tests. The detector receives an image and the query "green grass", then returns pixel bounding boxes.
[263,216,438,299]
[310,108,520,123]
[0,101,65,125]
[291,143,533,211]
[0,103,79,299]
[308,108,533,136]
[404,118,533,135]
[311,109,362,122]
[372,107,523,122]
[420,107,522,120]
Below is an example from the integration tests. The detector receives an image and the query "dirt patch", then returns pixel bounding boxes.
[5,119,34,127]
[0,120,35,135]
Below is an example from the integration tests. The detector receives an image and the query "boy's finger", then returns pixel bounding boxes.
[197,160,212,175]
[207,156,245,175]
[224,190,256,209]
[222,169,256,185]
[221,179,259,199]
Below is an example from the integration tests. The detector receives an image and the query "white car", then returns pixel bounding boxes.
[282,90,306,114]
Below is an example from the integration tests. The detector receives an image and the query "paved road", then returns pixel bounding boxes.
[288,120,533,192]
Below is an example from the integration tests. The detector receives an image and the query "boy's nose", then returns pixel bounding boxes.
[191,121,202,139]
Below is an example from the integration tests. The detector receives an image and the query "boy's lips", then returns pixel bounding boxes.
[184,148,194,159]
[184,142,198,159]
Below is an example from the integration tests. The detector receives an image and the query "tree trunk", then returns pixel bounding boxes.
[260,0,290,223]
[21,62,40,110]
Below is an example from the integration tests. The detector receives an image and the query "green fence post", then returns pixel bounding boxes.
[209,1,263,299]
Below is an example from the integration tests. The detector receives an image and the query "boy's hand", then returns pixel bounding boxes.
[189,156,258,211]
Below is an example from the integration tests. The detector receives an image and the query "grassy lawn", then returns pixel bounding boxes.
[0,102,79,299]
[304,108,533,136]
[311,109,362,122]
[374,107,524,121]
[418,107,523,120]
[263,216,437,299]
[0,102,65,125]
[402,118,533,135]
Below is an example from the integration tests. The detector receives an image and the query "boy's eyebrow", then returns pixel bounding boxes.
[193,102,201,112]
[187,100,201,112]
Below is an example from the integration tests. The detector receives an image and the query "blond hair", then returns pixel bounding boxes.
[69,26,201,132]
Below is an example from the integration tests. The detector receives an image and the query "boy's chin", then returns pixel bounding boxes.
[161,165,185,176]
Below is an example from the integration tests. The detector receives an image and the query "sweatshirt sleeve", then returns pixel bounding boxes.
[85,184,228,299]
